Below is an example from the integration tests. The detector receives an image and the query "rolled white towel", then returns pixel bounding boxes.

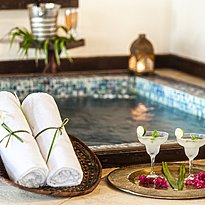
[0,91,48,188]
[22,93,83,187]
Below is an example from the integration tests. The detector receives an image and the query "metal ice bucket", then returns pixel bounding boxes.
[27,3,61,41]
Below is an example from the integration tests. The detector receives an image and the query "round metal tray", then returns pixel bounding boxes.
[108,163,205,199]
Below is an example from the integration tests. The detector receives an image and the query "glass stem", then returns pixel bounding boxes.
[189,159,193,176]
[150,155,156,174]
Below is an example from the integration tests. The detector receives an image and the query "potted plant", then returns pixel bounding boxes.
[8,26,75,73]
[5,0,76,73]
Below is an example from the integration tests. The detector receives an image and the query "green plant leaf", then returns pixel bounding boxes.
[35,118,69,164]
[191,136,201,140]
[0,135,10,143]
[57,25,69,35]
[151,129,159,140]
[34,41,40,65]
[7,26,77,67]
[46,129,59,163]
[177,164,186,190]
[6,135,11,148]
[69,34,76,42]
[54,38,60,66]
[0,123,28,148]
[43,39,49,65]
[162,162,178,190]
[35,127,59,139]
[59,39,73,63]
[10,32,19,48]
[34,46,39,65]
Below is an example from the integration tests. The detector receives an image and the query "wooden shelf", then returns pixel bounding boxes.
[19,39,85,73]
[66,39,85,49]
[0,0,78,10]
[20,39,85,50]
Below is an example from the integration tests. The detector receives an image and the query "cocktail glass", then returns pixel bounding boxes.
[137,131,169,178]
[176,133,205,180]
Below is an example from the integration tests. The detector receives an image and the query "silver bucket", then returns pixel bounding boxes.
[28,3,61,41]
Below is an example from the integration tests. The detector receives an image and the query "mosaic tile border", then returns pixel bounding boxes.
[0,75,137,100]
[0,73,205,118]
[136,76,205,118]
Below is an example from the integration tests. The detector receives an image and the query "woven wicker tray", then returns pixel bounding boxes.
[0,134,102,197]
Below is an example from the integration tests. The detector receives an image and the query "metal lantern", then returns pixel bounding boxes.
[128,34,154,75]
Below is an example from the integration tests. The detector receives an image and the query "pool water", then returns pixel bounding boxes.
[56,96,205,146]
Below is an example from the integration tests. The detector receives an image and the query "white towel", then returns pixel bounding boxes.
[22,93,83,187]
[0,91,48,188]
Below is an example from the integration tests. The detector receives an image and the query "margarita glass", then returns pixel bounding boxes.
[176,133,205,180]
[137,130,169,178]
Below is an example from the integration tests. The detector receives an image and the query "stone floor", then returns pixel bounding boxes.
[2,162,205,205]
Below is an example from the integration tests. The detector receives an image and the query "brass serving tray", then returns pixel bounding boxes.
[0,134,102,197]
[108,163,205,199]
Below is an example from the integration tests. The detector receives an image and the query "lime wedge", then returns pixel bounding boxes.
[136,126,146,136]
[175,128,184,138]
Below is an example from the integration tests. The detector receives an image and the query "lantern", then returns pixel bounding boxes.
[129,34,154,75]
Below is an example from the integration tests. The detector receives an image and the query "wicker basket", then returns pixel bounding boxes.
[0,134,102,197]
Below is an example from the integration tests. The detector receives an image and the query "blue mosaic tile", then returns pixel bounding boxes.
[1,74,205,118]
[135,76,205,118]
[0,75,137,100]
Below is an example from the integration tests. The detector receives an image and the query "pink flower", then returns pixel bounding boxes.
[139,175,154,185]
[194,180,205,189]
[154,177,168,189]
[139,175,168,189]
[185,172,205,189]
[194,172,205,181]
[185,179,194,185]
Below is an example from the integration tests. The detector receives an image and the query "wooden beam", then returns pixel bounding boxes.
[0,0,78,10]
[0,55,168,74]
[95,143,205,168]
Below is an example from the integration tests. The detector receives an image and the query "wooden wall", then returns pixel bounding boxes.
[0,0,78,9]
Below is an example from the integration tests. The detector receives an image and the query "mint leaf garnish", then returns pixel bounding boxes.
[151,129,159,140]
[191,136,201,140]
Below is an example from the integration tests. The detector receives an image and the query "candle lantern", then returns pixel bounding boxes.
[129,34,154,75]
